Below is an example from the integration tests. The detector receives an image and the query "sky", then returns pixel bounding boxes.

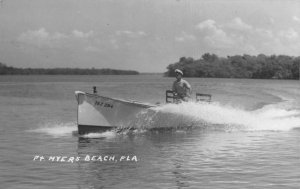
[0,0,299,72]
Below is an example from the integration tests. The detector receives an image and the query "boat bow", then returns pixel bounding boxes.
[75,91,155,134]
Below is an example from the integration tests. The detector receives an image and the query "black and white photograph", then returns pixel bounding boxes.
[0,0,299,188]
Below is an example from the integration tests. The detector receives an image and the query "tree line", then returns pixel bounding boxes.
[0,63,139,75]
[165,53,299,80]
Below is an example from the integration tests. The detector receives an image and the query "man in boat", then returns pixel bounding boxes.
[172,69,192,102]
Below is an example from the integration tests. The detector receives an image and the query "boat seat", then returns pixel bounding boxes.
[166,90,175,103]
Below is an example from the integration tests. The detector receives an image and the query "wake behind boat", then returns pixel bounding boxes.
[75,87,211,134]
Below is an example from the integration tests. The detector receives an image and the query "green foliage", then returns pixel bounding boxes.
[0,63,139,75]
[165,54,300,80]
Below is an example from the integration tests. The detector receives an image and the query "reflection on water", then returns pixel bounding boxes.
[74,128,300,188]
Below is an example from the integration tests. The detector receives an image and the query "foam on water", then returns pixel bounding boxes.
[29,121,119,138]
[81,130,117,139]
[28,122,77,137]
[133,101,300,131]
[28,99,300,137]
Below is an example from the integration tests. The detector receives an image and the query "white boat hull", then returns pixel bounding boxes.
[75,91,155,134]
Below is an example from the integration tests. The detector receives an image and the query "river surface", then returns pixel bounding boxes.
[0,75,299,189]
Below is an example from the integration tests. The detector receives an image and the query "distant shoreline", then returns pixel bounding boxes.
[0,64,139,75]
[1,52,299,80]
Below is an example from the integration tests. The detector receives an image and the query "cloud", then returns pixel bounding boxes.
[84,46,101,52]
[196,19,217,31]
[18,28,67,47]
[278,28,299,40]
[137,31,147,36]
[194,17,300,55]
[251,28,300,55]
[175,32,196,42]
[203,30,234,49]
[72,30,94,38]
[225,17,253,31]
[18,28,141,53]
[293,16,300,23]
[108,30,148,50]
[109,39,119,49]
[196,19,235,48]
[115,30,147,38]
[255,28,274,39]
[18,28,96,49]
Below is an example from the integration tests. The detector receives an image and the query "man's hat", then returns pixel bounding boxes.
[175,69,183,76]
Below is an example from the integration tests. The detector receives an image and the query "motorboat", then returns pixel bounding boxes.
[75,87,211,134]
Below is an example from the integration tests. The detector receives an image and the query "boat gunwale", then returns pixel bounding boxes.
[77,91,157,108]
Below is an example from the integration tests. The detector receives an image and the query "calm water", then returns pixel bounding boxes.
[0,75,299,189]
